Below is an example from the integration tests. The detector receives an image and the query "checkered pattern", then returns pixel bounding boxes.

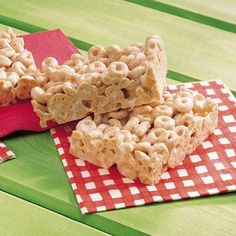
[0,142,15,163]
[50,80,236,214]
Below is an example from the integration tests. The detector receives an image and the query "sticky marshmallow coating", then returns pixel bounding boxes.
[0,28,37,106]
[32,35,167,127]
[69,87,218,185]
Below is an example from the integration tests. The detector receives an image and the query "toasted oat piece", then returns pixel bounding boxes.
[32,35,167,127]
[69,87,218,185]
[0,28,37,106]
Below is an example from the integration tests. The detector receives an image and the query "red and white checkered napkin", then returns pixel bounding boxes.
[50,80,236,214]
[0,142,15,163]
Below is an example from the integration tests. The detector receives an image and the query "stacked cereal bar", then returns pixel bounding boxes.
[0,28,37,106]
[31,35,167,127]
[70,87,218,185]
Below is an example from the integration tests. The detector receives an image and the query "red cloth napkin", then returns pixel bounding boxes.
[0,29,78,137]
[0,142,15,163]
[50,80,236,214]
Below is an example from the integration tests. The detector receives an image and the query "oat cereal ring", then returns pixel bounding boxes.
[97,123,110,132]
[154,116,175,130]
[15,50,34,67]
[103,126,124,142]
[0,31,11,40]
[6,72,19,86]
[108,61,129,78]
[154,104,174,117]
[135,121,151,136]
[76,116,96,131]
[174,91,193,113]
[0,48,16,58]
[0,55,12,67]
[0,69,7,79]
[124,116,139,132]
[31,87,46,104]
[78,64,88,74]
[71,53,85,62]
[108,118,122,128]
[77,82,98,99]
[162,91,173,101]
[42,57,58,72]
[12,62,26,76]
[88,45,106,62]
[106,44,122,61]
[152,143,169,164]
[0,39,11,49]
[87,60,106,73]
[15,75,36,100]
[129,42,143,50]
[145,128,166,144]
[128,66,145,80]
[132,105,153,116]
[193,93,207,113]
[128,52,146,70]
[161,130,179,150]
[5,27,16,39]
[175,113,195,131]
[174,125,190,138]
[134,142,152,156]
[145,35,163,51]
[0,80,15,106]
[119,54,135,66]
[35,74,48,87]
[123,46,141,55]
[10,38,24,53]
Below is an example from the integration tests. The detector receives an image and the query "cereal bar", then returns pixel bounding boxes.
[0,28,37,106]
[70,87,218,185]
[32,35,167,127]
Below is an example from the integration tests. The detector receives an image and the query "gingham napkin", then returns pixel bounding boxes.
[51,80,236,214]
[0,142,15,163]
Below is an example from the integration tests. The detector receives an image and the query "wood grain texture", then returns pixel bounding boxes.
[1,131,236,236]
[156,0,236,24]
[127,0,236,33]
[0,191,108,236]
[1,132,146,236]
[0,0,236,90]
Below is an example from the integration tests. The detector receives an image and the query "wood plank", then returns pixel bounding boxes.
[2,130,236,236]
[155,0,236,24]
[100,193,236,236]
[127,0,236,33]
[0,1,236,90]
[0,132,146,236]
[0,191,108,236]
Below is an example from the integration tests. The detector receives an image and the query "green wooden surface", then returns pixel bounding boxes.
[0,0,236,90]
[1,132,145,236]
[0,1,236,235]
[2,131,236,236]
[0,191,108,236]
[156,0,236,24]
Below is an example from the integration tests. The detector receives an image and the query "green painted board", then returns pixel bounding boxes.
[0,132,145,236]
[1,130,236,236]
[0,191,108,236]
[156,0,236,24]
[0,0,236,90]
